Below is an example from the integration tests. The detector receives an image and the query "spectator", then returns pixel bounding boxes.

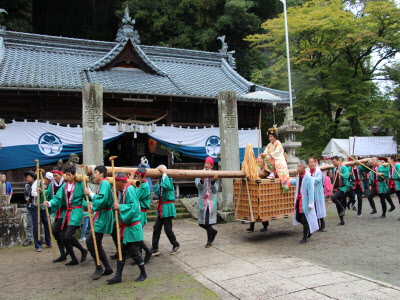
[23,171,35,246]
[138,156,153,192]
[0,173,13,205]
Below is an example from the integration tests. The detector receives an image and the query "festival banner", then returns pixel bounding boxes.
[148,125,260,162]
[0,120,123,170]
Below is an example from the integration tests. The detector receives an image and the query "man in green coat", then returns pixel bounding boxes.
[107,172,147,284]
[383,156,398,216]
[133,167,152,263]
[43,166,88,266]
[331,156,349,226]
[347,163,370,217]
[368,157,394,218]
[84,165,114,280]
[151,165,180,256]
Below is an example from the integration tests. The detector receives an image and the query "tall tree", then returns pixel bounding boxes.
[247,0,400,157]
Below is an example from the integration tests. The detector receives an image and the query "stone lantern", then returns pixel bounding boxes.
[278,107,304,169]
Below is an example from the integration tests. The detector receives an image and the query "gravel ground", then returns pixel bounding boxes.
[0,196,398,299]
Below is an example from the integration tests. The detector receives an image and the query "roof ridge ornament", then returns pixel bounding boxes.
[217,35,228,54]
[116,5,140,44]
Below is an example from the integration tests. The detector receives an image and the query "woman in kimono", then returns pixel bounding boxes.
[257,127,291,192]
[195,157,219,248]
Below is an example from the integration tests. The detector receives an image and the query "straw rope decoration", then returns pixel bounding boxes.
[241,143,260,180]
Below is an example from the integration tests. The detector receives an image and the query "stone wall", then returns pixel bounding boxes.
[0,204,25,248]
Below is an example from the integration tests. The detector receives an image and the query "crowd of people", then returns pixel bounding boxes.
[17,156,221,285]
[3,131,400,284]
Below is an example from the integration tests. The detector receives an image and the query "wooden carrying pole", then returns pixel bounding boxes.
[79,165,100,266]
[339,150,383,178]
[110,156,123,261]
[87,159,370,180]
[62,174,140,187]
[38,170,57,258]
[34,160,41,241]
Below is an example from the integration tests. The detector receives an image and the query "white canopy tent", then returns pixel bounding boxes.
[321,136,397,158]
[321,139,349,158]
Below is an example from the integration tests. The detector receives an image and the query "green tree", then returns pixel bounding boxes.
[247,0,400,156]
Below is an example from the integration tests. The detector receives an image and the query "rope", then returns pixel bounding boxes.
[104,111,168,125]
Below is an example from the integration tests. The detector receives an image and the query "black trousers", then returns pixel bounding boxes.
[346,187,356,208]
[121,242,144,265]
[30,205,51,249]
[352,186,363,215]
[199,208,216,242]
[87,231,106,261]
[383,187,398,207]
[331,190,345,215]
[62,225,83,260]
[295,205,309,237]
[152,216,179,250]
[52,218,64,246]
[367,188,388,214]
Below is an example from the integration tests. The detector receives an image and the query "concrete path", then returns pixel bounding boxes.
[148,219,400,300]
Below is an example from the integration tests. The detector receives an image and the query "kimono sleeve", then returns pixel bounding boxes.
[49,184,65,214]
[211,179,219,194]
[268,141,284,159]
[160,174,174,191]
[153,182,160,197]
[195,178,203,189]
[92,180,111,211]
[314,169,322,185]
[379,165,389,180]
[394,164,400,180]
[119,187,140,223]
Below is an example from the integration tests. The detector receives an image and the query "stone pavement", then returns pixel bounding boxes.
[147,219,400,300]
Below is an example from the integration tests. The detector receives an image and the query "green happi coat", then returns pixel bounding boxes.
[391,163,400,190]
[369,164,389,194]
[333,164,349,193]
[49,181,84,227]
[118,185,144,244]
[92,179,114,234]
[135,181,151,226]
[347,165,369,190]
[154,174,176,218]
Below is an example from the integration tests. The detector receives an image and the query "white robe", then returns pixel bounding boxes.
[290,173,319,234]
[309,167,327,219]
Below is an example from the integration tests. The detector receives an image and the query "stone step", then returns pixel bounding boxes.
[147,212,193,222]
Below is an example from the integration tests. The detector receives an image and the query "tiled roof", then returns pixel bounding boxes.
[0,29,290,103]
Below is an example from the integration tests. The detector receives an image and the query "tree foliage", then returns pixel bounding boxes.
[247,0,400,157]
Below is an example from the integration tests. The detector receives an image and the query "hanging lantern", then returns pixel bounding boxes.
[148,138,157,153]
[125,123,131,132]
[151,123,156,132]
[118,123,123,132]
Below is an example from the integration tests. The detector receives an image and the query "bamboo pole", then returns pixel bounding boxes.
[339,150,383,179]
[79,165,100,266]
[34,160,41,241]
[110,156,123,262]
[38,169,57,258]
[257,109,262,157]
[388,160,400,178]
